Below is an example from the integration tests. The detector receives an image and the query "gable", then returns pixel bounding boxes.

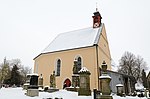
[97,24,111,69]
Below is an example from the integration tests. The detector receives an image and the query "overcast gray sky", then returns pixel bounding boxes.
[0,0,150,71]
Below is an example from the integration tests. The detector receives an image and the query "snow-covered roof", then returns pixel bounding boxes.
[41,24,103,54]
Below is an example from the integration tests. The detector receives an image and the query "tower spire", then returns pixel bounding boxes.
[92,3,102,28]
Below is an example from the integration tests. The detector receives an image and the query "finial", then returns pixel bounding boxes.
[96,2,98,12]
[53,71,55,75]
[101,61,107,72]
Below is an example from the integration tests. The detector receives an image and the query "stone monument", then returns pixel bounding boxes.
[116,84,124,96]
[78,67,91,96]
[26,73,39,97]
[72,59,80,87]
[23,74,31,90]
[38,74,44,91]
[99,61,113,99]
[47,71,59,93]
[50,71,56,88]
[66,59,80,92]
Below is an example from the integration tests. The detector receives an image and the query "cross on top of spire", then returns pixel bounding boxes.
[96,2,98,12]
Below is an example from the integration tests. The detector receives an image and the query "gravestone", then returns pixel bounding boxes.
[66,59,79,92]
[50,71,56,88]
[38,74,44,91]
[99,61,113,99]
[23,74,31,90]
[78,67,91,96]
[93,89,101,99]
[26,73,39,97]
[72,59,80,87]
[47,71,59,93]
[116,84,124,96]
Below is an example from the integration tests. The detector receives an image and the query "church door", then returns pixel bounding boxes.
[63,78,71,88]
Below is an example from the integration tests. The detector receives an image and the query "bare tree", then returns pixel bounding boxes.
[118,51,148,82]
[9,59,22,68]
[20,66,32,84]
[141,69,147,88]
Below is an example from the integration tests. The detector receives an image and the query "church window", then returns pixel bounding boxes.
[56,59,61,76]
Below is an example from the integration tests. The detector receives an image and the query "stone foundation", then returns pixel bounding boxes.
[78,88,91,96]
[26,89,39,97]
[66,86,79,92]
[46,88,59,93]
[99,95,113,99]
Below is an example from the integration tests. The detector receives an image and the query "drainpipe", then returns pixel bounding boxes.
[94,44,100,90]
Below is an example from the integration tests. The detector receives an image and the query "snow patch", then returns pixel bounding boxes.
[116,84,123,87]
[99,74,111,79]
[135,82,144,90]
[79,67,89,73]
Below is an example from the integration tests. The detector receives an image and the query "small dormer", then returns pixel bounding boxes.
[92,11,102,28]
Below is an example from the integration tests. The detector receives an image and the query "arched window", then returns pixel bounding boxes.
[56,59,61,76]
[77,57,82,72]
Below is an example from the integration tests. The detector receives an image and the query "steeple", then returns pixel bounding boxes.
[92,7,102,28]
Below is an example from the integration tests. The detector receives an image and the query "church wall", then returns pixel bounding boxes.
[34,46,99,89]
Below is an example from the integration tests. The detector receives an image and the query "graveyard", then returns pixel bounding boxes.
[0,61,148,99]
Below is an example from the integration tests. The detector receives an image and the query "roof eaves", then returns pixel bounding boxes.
[33,53,42,60]
[34,45,94,60]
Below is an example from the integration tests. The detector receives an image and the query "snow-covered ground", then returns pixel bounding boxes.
[0,87,147,99]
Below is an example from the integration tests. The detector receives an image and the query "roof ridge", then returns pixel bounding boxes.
[58,26,93,35]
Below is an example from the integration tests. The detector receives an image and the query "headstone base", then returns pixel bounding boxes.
[78,88,91,96]
[26,89,39,97]
[99,95,113,99]
[46,88,59,93]
[38,85,43,89]
[38,86,44,92]
[66,86,79,92]
[23,83,29,90]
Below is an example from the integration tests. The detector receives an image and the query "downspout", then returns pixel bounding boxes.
[94,44,100,90]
